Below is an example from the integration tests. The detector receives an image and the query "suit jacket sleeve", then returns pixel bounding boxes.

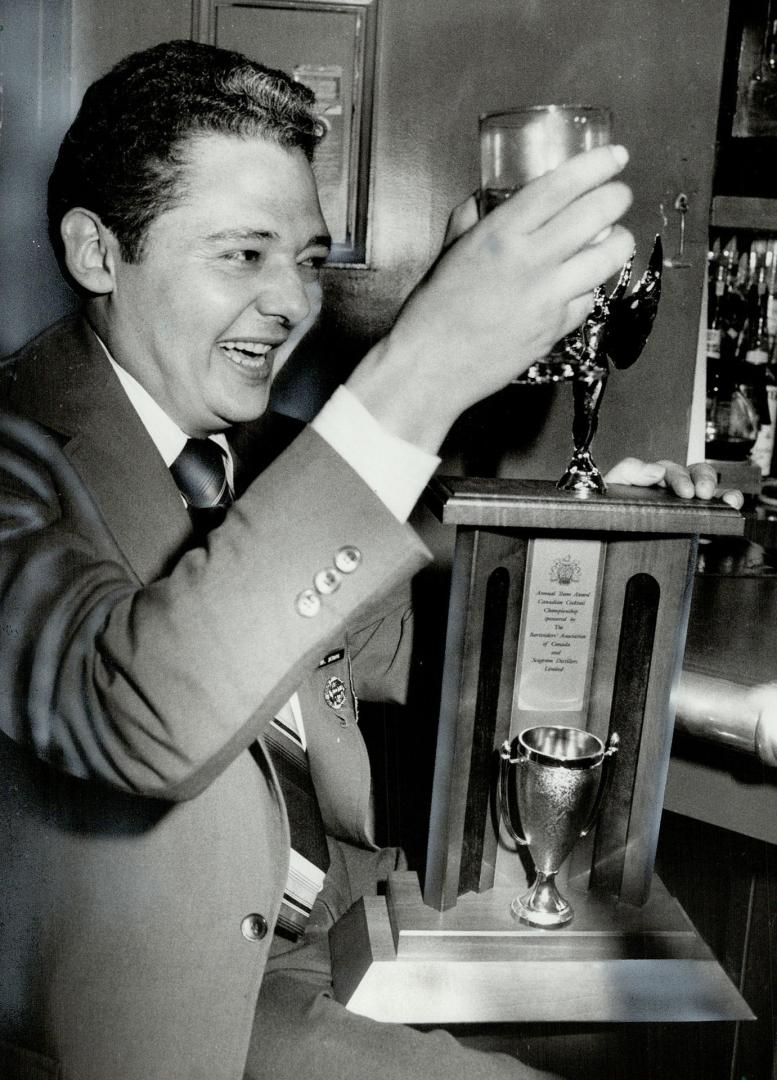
[0,411,431,801]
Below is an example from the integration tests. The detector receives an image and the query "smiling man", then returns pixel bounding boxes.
[0,38,729,1080]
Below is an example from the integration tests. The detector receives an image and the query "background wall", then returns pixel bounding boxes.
[0,0,74,354]
[3,0,729,476]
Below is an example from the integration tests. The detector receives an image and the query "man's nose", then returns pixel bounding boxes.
[255,263,311,327]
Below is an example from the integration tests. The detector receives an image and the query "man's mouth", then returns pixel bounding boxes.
[218,340,274,375]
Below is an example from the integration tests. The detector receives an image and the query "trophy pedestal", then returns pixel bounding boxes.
[331,478,751,1027]
[331,870,753,1024]
[420,477,745,914]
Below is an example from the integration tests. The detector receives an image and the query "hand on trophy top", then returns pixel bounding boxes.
[604,458,745,509]
[346,145,634,454]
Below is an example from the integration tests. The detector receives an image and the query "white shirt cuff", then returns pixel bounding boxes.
[311,385,440,522]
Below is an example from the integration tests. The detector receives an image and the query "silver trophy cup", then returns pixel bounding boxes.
[499,725,619,927]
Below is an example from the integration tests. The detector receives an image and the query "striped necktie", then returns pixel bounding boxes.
[265,696,330,940]
[170,437,232,530]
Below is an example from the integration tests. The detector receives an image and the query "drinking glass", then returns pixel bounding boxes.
[479,105,613,382]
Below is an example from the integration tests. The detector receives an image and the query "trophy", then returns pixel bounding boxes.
[555,238,663,494]
[498,725,619,926]
[479,105,663,495]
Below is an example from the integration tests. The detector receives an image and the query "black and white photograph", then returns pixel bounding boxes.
[0,2,775,1078]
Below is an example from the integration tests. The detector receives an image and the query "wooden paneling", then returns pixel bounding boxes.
[0,0,192,354]
[0,0,75,353]
[70,0,191,103]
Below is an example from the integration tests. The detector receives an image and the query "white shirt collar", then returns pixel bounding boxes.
[94,332,232,480]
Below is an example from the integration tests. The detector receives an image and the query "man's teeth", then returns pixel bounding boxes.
[219,341,273,370]
[222,340,270,355]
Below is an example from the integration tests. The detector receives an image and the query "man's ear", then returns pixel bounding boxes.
[60,208,117,295]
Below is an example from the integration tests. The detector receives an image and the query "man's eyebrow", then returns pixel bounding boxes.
[202,228,275,244]
[202,227,332,250]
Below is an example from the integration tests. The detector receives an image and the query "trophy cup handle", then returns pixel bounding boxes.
[579,732,620,838]
[498,740,529,846]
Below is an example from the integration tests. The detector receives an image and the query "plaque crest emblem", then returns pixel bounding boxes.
[550,555,581,586]
[323,675,347,711]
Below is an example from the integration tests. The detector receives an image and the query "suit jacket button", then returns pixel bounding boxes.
[334,546,361,574]
[241,913,268,941]
[295,588,321,617]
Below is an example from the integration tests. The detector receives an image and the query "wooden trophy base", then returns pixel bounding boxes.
[330,870,752,1025]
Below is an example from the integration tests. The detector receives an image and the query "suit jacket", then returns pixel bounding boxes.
[0,316,430,1080]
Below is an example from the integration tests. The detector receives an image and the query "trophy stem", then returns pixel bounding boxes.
[511,871,574,927]
[556,449,607,495]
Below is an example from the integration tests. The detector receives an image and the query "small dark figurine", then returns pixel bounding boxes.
[556,234,663,494]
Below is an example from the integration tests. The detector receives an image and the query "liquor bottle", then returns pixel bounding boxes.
[766,245,777,346]
[706,240,761,461]
[705,252,726,369]
[744,259,771,368]
[743,277,776,474]
[759,361,777,475]
[721,250,749,364]
[705,363,761,461]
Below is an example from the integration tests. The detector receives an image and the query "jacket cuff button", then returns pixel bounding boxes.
[241,913,268,941]
[334,546,361,574]
[314,567,341,595]
[295,588,321,617]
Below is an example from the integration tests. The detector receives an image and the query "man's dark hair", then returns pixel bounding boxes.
[48,39,323,271]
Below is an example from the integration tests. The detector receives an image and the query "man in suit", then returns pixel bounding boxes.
[0,39,731,1080]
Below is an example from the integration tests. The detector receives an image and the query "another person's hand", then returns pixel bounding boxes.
[604,458,744,510]
[348,145,634,453]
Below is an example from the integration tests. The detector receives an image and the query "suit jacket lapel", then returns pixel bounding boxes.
[67,399,193,585]
[6,315,192,584]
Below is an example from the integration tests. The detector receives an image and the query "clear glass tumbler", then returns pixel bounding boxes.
[479,105,613,382]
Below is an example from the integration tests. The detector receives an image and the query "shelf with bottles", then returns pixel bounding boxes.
[704,230,777,478]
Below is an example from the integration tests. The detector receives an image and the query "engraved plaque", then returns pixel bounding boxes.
[513,538,603,713]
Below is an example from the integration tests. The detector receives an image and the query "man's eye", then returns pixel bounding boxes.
[299,255,328,270]
[226,250,261,264]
